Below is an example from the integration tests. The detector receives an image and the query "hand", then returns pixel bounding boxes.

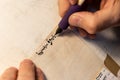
[58,0,120,39]
[0,59,45,80]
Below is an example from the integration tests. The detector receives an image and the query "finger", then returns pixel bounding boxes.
[69,0,78,5]
[0,67,18,80]
[78,27,96,39]
[78,28,88,37]
[69,26,76,30]
[100,0,107,9]
[36,68,45,80]
[68,0,118,34]
[69,12,96,34]
[17,59,36,80]
[58,0,71,17]
[88,34,96,39]
[69,0,116,34]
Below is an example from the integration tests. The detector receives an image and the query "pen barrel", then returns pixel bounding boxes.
[58,5,82,30]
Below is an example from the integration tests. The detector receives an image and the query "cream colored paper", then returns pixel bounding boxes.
[0,0,59,74]
[30,29,104,80]
[30,27,120,79]
[95,68,118,80]
[0,0,120,79]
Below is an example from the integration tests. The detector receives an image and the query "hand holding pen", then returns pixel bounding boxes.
[58,0,120,39]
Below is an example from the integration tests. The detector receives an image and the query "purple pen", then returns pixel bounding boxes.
[55,0,85,35]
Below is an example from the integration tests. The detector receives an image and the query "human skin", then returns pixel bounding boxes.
[0,59,44,80]
[58,0,120,39]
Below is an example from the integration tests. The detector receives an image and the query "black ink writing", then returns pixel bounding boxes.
[36,34,57,55]
[96,72,103,80]
[103,76,107,80]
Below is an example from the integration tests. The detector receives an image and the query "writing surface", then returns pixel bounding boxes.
[30,29,103,80]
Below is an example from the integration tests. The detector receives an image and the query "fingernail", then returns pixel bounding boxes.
[79,29,87,37]
[80,32,87,37]
[21,59,34,65]
[69,14,82,27]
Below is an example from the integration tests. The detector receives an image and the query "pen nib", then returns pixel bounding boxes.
[55,27,63,35]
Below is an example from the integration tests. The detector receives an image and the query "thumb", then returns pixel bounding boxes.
[69,7,114,34]
[69,12,96,34]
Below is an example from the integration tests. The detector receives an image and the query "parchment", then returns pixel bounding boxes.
[30,29,104,80]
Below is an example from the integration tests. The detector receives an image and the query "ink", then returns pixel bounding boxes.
[36,51,43,55]
[46,39,52,45]
[103,76,107,80]
[96,72,103,80]
[36,34,57,55]
[50,42,53,45]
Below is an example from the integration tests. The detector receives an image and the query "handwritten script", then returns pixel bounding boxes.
[36,34,57,55]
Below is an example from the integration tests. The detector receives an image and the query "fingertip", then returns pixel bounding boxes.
[0,67,18,80]
[78,28,88,37]
[19,59,35,72]
[59,11,66,17]
[70,12,99,34]
[20,59,34,66]
[3,67,18,74]
[58,0,71,17]
[17,59,36,80]
[7,67,18,72]
[69,13,82,27]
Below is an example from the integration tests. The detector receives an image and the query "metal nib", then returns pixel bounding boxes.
[55,27,63,35]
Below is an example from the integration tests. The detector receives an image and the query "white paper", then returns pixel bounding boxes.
[96,68,118,80]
